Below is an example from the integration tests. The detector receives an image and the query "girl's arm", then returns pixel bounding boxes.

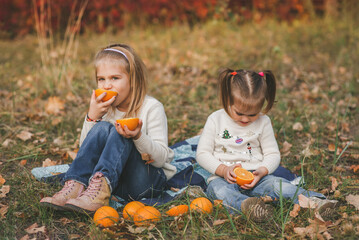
[257,117,281,174]
[133,102,173,168]
[196,116,223,175]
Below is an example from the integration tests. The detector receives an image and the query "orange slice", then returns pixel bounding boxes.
[234,167,254,186]
[166,204,189,216]
[116,118,139,131]
[95,89,118,102]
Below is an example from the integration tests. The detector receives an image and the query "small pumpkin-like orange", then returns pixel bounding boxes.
[166,204,189,216]
[116,118,139,131]
[190,197,213,214]
[233,167,254,186]
[123,201,145,220]
[93,206,120,227]
[133,206,161,226]
[95,89,118,102]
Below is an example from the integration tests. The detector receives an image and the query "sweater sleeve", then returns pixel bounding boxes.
[257,117,281,174]
[133,102,174,168]
[196,115,222,174]
[79,117,97,147]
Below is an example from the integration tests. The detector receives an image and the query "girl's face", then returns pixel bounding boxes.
[229,90,260,127]
[96,62,131,111]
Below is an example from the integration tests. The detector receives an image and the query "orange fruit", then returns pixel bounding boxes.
[116,118,139,131]
[123,201,145,220]
[95,89,118,102]
[190,197,213,214]
[133,206,161,226]
[93,206,120,227]
[233,167,254,186]
[166,204,189,216]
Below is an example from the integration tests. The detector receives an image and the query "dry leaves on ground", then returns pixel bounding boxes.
[42,158,57,167]
[290,204,301,218]
[45,96,65,115]
[345,195,359,210]
[16,130,33,141]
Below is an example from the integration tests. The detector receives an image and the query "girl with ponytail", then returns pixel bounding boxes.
[197,68,337,222]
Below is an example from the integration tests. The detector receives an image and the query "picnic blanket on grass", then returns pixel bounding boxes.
[32,136,301,209]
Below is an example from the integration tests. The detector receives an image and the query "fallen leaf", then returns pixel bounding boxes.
[341,122,349,132]
[42,158,57,167]
[350,165,359,173]
[293,122,303,131]
[333,190,341,198]
[329,176,338,191]
[2,139,15,148]
[213,199,223,208]
[19,234,29,240]
[53,136,65,146]
[290,204,301,218]
[298,194,317,209]
[345,194,359,210]
[328,143,336,152]
[45,96,65,115]
[170,187,180,192]
[0,175,5,185]
[213,219,228,226]
[25,223,46,234]
[0,185,10,198]
[16,131,33,141]
[67,151,77,160]
[19,160,27,166]
[261,195,273,203]
[326,122,337,131]
[281,141,292,156]
[0,203,9,219]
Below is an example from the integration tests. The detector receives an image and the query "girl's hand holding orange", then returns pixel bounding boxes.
[223,163,242,184]
[240,166,268,190]
[115,119,143,140]
[87,90,116,121]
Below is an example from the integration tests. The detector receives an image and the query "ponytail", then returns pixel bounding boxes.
[262,70,276,113]
[218,68,234,115]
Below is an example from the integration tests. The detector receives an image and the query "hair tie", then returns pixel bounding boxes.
[231,72,237,76]
[104,48,128,61]
[258,72,264,77]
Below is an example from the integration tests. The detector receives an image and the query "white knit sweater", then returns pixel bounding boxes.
[79,95,176,180]
[196,109,280,183]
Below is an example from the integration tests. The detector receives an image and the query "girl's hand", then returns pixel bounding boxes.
[240,166,268,190]
[115,119,143,139]
[223,163,243,184]
[88,90,116,120]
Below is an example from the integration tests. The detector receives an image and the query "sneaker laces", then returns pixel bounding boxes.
[81,173,103,200]
[53,180,75,197]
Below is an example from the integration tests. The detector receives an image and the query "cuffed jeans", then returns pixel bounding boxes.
[63,121,167,201]
[206,175,325,213]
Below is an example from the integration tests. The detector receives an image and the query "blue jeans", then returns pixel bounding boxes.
[206,175,325,213]
[63,121,167,201]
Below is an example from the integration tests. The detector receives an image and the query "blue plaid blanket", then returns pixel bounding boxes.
[32,136,299,208]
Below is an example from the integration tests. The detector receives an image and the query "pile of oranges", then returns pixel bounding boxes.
[93,196,217,228]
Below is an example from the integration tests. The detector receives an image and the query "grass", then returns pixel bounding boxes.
[0,16,359,239]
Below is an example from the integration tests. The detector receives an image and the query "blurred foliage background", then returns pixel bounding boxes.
[1,0,357,38]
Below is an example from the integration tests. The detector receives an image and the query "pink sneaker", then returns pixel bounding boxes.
[65,172,111,214]
[40,180,85,210]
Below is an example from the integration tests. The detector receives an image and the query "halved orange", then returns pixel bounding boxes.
[95,89,118,102]
[116,118,139,131]
[234,167,254,186]
[166,204,189,216]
